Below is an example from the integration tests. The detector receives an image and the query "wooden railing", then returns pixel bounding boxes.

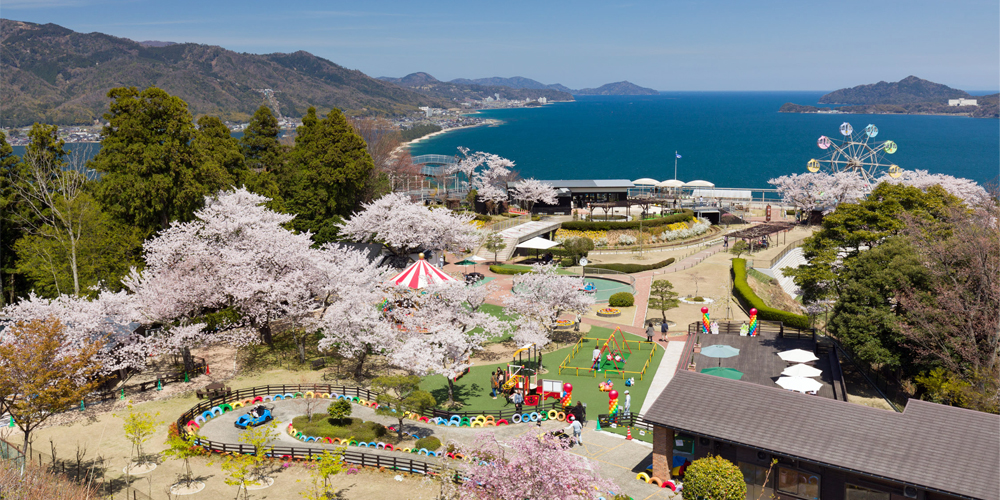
[83,356,207,407]
[686,320,815,341]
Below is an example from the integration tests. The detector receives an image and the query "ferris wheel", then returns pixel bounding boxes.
[807,122,902,187]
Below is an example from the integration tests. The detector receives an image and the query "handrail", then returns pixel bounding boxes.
[485,214,531,234]
[582,267,637,288]
[751,237,806,270]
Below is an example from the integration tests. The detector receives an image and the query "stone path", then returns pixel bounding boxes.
[570,425,680,500]
[638,340,686,415]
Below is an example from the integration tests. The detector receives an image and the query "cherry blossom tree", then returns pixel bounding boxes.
[768,171,868,214]
[450,148,514,214]
[503,265,594,347]
[317,278,401,380]
[458,433,618,500]
[877,169,989,206]
[338,192,481,258]
[390,281,506,404]
[511,178,558,213]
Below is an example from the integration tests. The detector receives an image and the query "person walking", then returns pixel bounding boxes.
[660,320,669,341]
[568,418,583,445]
[592,345,602,371]
[724,235,729,249]
[645,322,655,342]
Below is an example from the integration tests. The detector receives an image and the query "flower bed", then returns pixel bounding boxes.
[596,307,622,317]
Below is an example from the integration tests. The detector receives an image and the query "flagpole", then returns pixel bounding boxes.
[674,151,678,180]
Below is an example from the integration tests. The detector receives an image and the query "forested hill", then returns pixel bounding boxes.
[575,81,659,95]
[376,73,574,102]
[0,19,449,127]
[818,76,970,105]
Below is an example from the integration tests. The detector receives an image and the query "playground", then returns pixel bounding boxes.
[419,327,664,425]
[558,327,658,380]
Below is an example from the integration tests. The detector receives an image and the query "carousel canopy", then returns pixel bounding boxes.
[633,178,660,186]
[657,179,685,188]
[683,180,715,188]
[389,256,458,289]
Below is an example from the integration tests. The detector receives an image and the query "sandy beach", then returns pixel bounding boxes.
[392,120,499,157]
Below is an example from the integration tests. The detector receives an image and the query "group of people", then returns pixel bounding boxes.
[645,320,669,342]
[489,367,507,400]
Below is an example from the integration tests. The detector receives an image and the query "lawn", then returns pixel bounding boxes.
[420,326,664,422]
[290,415,399,444]
[493,264,578,276]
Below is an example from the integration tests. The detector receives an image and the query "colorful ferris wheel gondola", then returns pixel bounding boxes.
[806,122,901,190]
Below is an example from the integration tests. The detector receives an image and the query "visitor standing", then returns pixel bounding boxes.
[645,322,655,342]
[623,390,631,418]
[660,320,669,341]
[592,345,602,371]
[574,313,582,332]
[490,370,498,399]
[439,255,445,268]
[724,235,729,249]
[512,391,524,414]
[740,321,749,336]
[711,321,719,335]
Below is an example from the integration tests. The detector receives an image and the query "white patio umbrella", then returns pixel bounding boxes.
[657,179,685,188]
[684,181,715,187]
[633,178,659,186]
[776,376,823,394]
[781,363,823,378]
[778,349,819,363]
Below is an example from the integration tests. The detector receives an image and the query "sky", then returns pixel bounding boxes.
[3,0,999,91]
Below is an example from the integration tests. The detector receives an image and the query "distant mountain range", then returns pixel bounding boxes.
[376,73,574,102]
[780,76,998,119]
[442,76,659,95]
[0,19,448,127]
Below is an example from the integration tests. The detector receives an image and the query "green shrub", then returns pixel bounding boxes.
[609,292,635,307]
[692,296,704,302]
[561,210,694,231]
[732,258,811,330]
[415,436,441,451]
[683,455,746,500]
[560,258,575,267]
[327,399,352,423]
[586,258,675,273]
[489,265,532,275]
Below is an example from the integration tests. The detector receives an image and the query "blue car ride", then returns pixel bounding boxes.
[234,405,273,429]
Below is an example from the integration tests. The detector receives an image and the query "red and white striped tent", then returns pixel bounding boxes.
[389,255,459,289]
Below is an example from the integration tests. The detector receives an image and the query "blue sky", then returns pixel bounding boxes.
[3,0,998,91]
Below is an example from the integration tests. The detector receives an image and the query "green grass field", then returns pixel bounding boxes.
[420,327,663,422]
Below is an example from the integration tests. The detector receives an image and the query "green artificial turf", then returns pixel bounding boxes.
[290,415,399,444]
[420,326,664,422]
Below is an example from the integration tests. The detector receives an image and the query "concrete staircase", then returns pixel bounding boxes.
[771,247,806,299]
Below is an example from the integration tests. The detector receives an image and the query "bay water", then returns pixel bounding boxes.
[410,93,999,189]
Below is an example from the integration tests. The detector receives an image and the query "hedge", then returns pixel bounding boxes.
[489,265,533,275]
[561,210,694,231]
[608,292,634,307]
[586,258,675,274]
[415,436,441,451]
[731,258,811,330]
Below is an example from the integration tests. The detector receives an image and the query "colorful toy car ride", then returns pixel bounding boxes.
[234,405,273,429]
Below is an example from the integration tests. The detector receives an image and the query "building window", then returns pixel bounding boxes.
[739,462,773,500]
[845,484,890,500]
[777,467,821,500]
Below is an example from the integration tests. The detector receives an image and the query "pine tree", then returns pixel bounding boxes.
[281,107,375,243]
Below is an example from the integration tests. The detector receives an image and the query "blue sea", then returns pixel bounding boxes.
[11,93,999,189]
[410,92,1000,189]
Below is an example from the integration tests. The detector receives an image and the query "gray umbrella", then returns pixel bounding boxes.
[700,344,740,367]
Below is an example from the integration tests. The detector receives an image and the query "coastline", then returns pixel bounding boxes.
[394,120,499,157]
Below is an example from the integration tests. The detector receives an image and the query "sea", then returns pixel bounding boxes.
[11,92,1000,189]
[409,92,1000,189]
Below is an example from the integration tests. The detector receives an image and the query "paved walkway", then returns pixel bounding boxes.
[570,425,680,500]
[639,340,686,415]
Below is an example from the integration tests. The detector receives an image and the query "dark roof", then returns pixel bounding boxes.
[644,370,1000,500]
[513,179,634,189]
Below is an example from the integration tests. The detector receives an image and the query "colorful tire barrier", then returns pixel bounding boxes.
[511,414,522,423]
[219,404,233,412]
[262,395,274,402]
[557,411,566,421]
[497,419,509,425]
[650,477,666,487]
[232,401,245,408]
[547,409,559,420]
[637,472,651,482]
[210,407,223,416]
[523,413,533,422]
[252,396,263,403]
[284,393,295,399]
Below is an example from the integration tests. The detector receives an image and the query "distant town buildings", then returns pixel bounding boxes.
[948,98,978,106]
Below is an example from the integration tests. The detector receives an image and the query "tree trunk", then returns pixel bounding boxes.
[182,347,194,373]
[353,350,368,380]
[447,378,455,405]
[68,232,80,296]
[297,335,306,364]
[258,322,273,346]
[397,416,405,441]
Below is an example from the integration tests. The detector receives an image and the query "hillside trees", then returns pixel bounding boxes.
[0,132,26,305]
[281,107,376,243]
[90,86,233,237]
[238,106,285,207]
[503,264,594,346]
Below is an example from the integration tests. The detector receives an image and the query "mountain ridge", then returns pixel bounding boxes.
[0,19,449,127]
[818,76,970,105]
[376,72,574,102]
